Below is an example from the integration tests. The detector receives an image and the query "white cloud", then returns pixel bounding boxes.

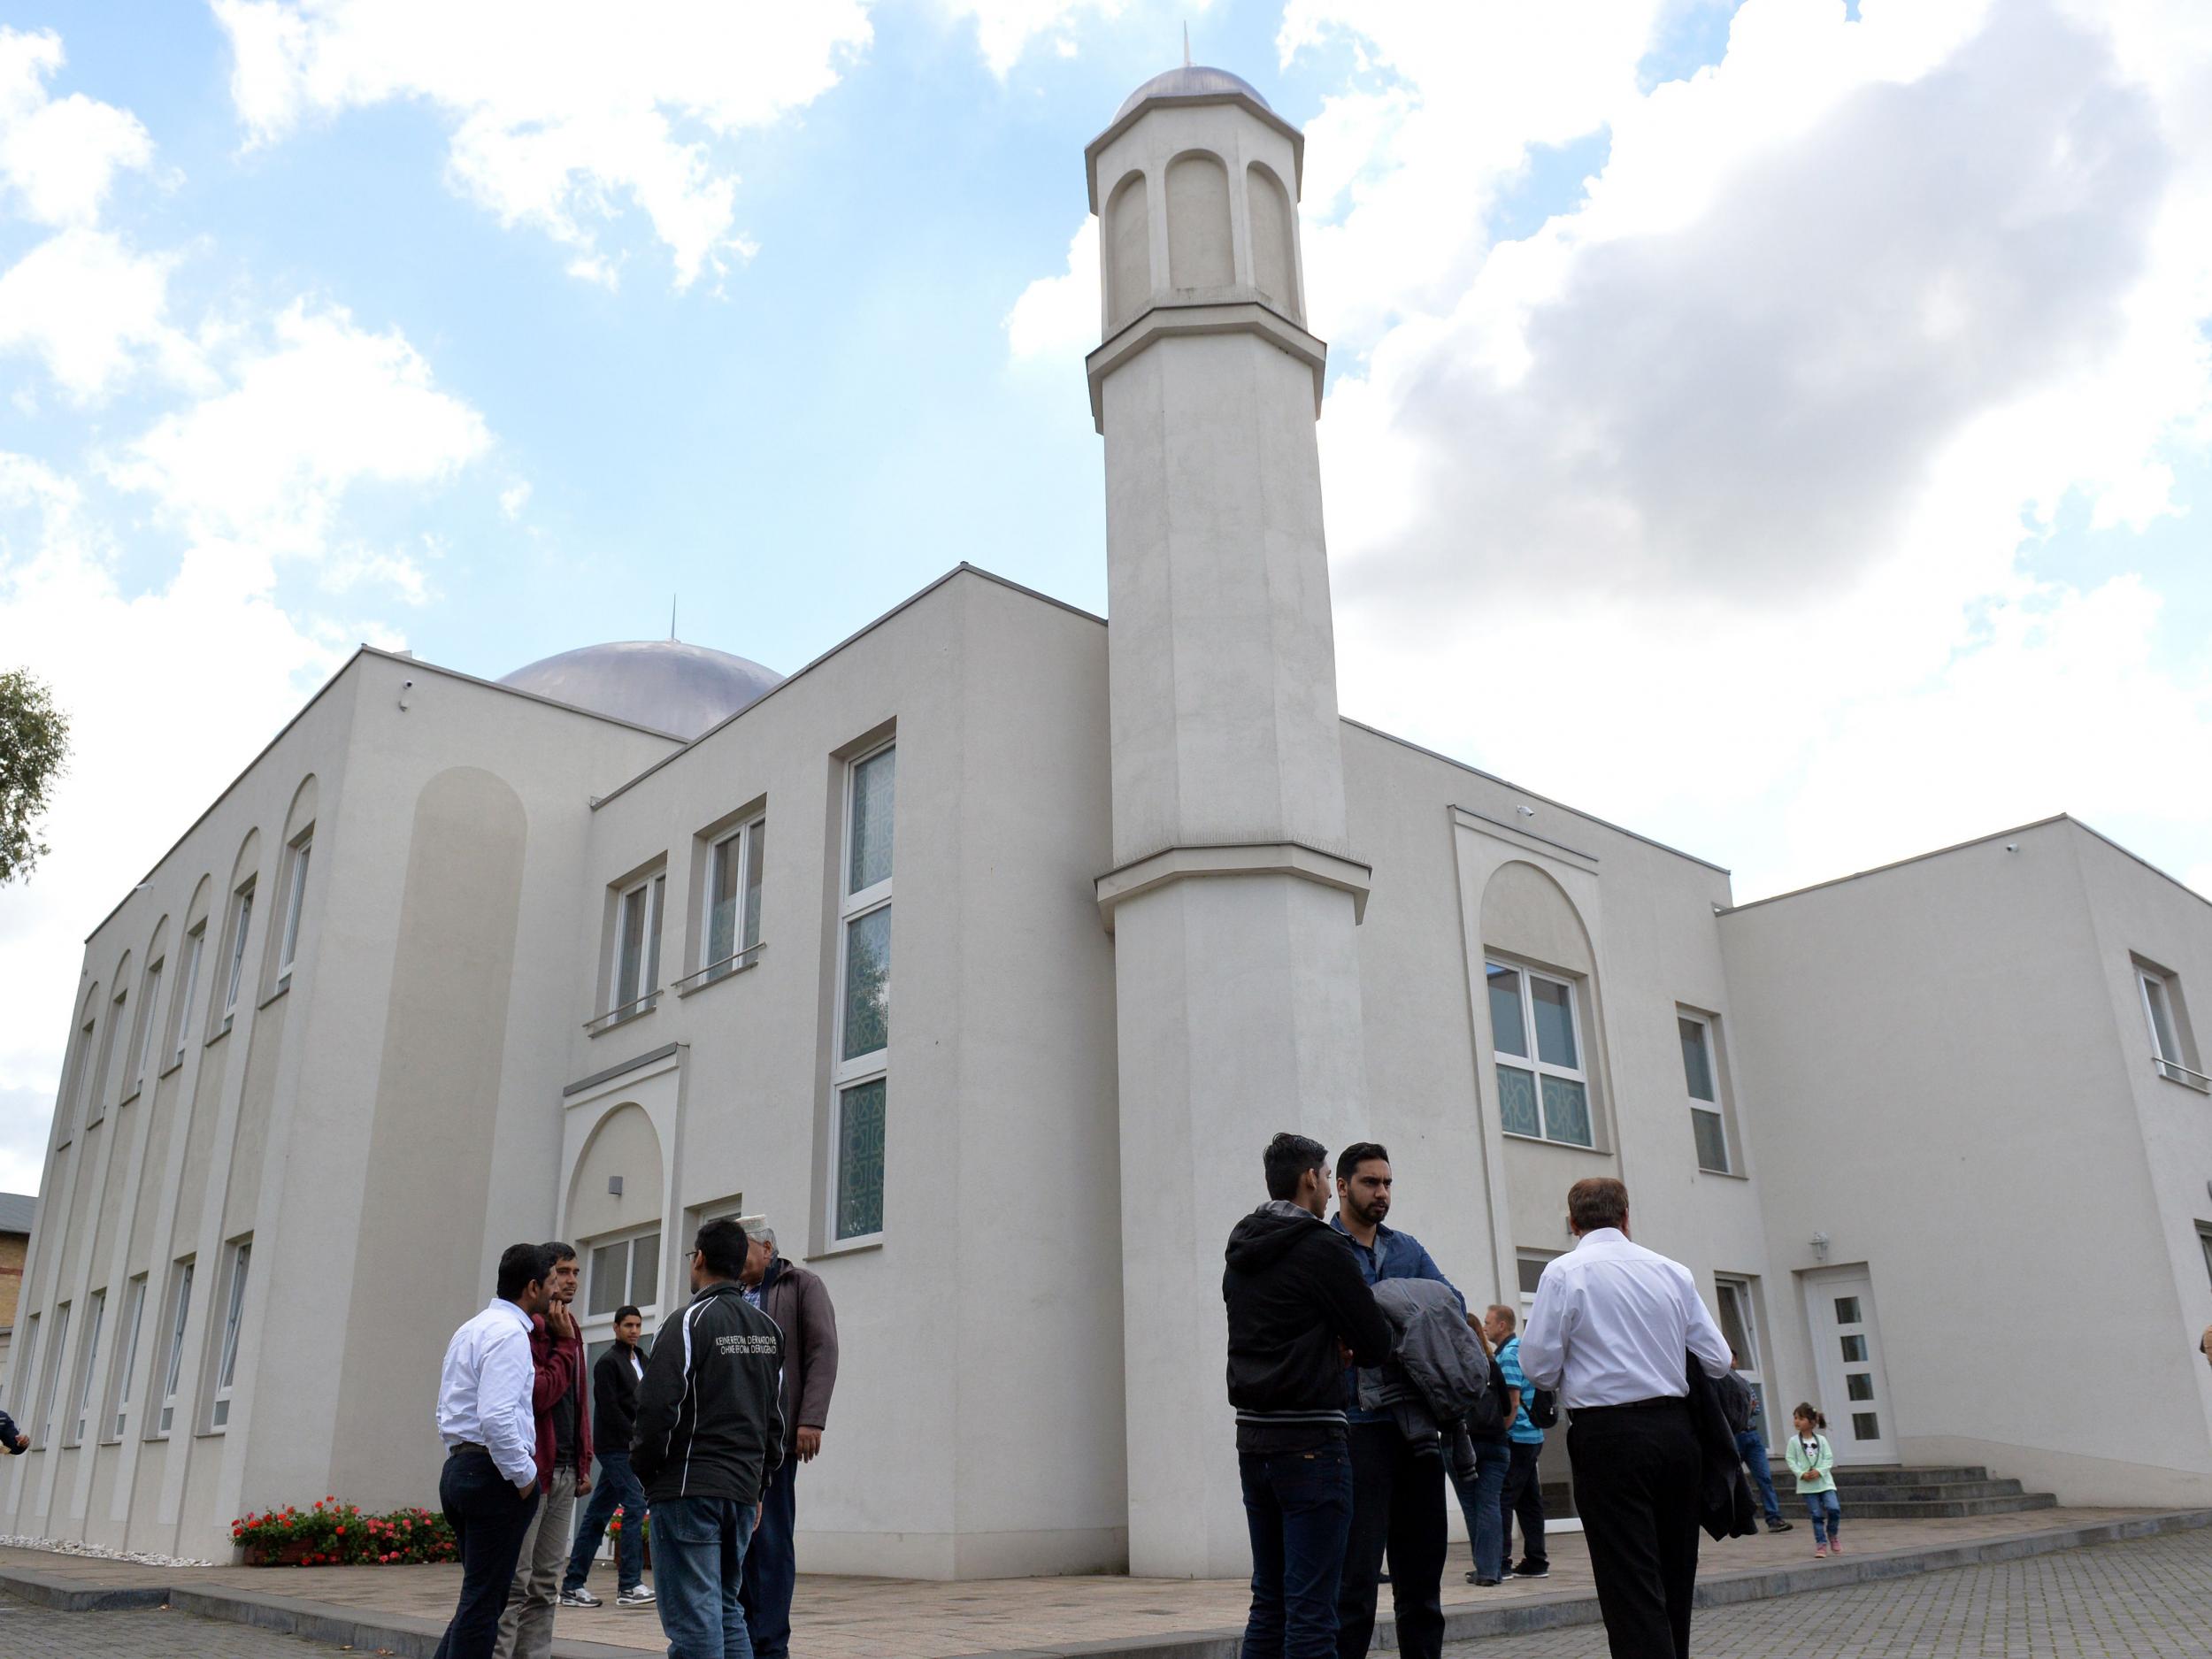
[936,0,1138,79]
[109,300,492,558]
[0,27,156,227]
[499,480,531,520]
[0,227,200,402]
[1255,0,2212,898]
[1005,215,1097,365]
[211,0,873,288]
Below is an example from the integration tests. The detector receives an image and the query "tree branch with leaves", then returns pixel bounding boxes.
[0,668,69,887]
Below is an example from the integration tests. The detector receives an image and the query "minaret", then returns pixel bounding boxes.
[1087,66,1371,1578]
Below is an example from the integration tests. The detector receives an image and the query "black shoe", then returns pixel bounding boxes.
[1510,1561,1549,1578]
[1767,1519,1795,1532]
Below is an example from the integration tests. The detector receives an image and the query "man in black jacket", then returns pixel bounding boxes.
[559,1306,654,1609]
[1225,1133,1393,1659]
[632,1217,785,1659]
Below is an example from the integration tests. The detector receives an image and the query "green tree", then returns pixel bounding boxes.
[0,668,69,887]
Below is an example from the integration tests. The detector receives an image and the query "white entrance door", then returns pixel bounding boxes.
[1804,1269,1898,1463]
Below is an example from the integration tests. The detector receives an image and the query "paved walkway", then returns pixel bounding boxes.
[0,1595,341,1656]
[1441,1524,2212,1656]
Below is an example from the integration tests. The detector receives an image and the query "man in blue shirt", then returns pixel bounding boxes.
[1330,1142,1459,1659]
[1482,1304,1549,1578]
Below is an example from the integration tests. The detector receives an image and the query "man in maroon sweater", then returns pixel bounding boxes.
[494,1243,592,1659]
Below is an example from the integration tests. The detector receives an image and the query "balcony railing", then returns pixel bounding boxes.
[2154,1054,2212,1094]
[584,990,661,1036]
[674,942,766,996]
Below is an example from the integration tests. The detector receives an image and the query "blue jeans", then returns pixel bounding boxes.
[1736,1432,1782,1525]
[653,1494,758,1659]
[433,1448,539,1659]
[1239,1442,1354,1659]
[1803,1488,1841,1545]
[564,1450,648,1594]
[1448,1439,1510,1581]
[738,1454,798,1658]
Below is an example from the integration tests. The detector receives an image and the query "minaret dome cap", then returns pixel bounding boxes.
[1113,65,1273,122]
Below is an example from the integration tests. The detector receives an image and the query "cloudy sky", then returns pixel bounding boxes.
[3,0,2208,1194]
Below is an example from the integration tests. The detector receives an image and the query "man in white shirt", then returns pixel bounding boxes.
[434,1243,557,1659]
[1520,1179,1731,1659]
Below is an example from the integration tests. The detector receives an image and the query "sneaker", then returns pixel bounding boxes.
[558,1587,600,1609]
[1766,1519,1794,1532]
[617,1585,657,1608]
[1472,1576,1502,1587]
[1828,1540,1843,1555]
[1814,1545,1828,1559]
[1509,1562,1549,1579]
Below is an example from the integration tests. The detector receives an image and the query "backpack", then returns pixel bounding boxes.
[1463,1350,1509,1439]
[1525,1385,1559,1430]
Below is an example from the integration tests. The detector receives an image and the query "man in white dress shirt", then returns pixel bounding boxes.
[434,1242,558,1659]
[1519,1179,1732,1659]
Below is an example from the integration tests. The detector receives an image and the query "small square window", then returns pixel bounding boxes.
[1833,1296,1862,1325]
[1851,1411,1881,1441]
[1516,1250,1557,1299]
[1840,1334,1869,1363]
[1846,1373,1874,1402]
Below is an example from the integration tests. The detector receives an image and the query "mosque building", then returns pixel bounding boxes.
[7,65,2212,1577]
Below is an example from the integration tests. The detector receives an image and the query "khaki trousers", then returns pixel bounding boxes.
[492,1464,577,1659]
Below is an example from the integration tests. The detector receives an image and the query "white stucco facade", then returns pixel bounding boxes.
[6,66,2212,1578]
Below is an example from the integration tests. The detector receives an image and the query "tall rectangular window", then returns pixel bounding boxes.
[2140,968,2207,1090]
[1486,960,1594,1148]
[276,833,311,987]
[131,958,164,1094]
[1715,1276,1768,1444]
[220,881,256,1029]
[831,743,894,1243]
[37,1301,70,1446]
[107,1274,147,1441]
[609,873,665,1019]
[210,1239,250,1428]
[87,986,125,1128]
[156,1259,194,1437]
[10,1313,35,1416]
[168,925,204,1068]
[67,1288,105,1447]
[1678,1013,1731,1173]
[701,817,766,983]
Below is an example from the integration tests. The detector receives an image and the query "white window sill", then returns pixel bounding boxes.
[119,1085,142,1108]
[1695,1165,1750,1182]
[1500,1129,1609,1156]
[810,1234,883,1261]
[158,1059,185,1079]
[585,995,661,1037]
[257,983,289,1010]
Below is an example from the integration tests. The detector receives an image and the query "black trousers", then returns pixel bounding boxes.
[1567,1399,1701,1659]
[1500,1440,1547,1568]
[433,1447,539,1659]
[1334,1419,1446,1659]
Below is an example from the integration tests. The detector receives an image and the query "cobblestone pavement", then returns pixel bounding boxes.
[0,1594,346,1655]
[1444,1525,2212,1657]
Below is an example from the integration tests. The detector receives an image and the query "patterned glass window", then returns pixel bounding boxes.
[832,741,894,1243]
[1486,961,1594,1148]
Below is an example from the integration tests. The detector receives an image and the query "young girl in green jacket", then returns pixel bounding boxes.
[1786,1405,1841,1555]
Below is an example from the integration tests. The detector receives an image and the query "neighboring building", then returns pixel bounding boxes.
[0,1191,33,1394]
[6,65,2212,1576]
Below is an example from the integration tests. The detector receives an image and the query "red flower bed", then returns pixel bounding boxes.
[231,1496,457,1567]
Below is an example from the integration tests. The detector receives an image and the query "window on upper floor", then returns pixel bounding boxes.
[274,832,312,990]
[830,741,894,1246]
[86,984,125,1129]
[219,880,256,1033]
[2139,964,2208,1092]
[1486,960,1594,1148]
[1678,1012,1732,1174]
[168,925,204,1070]
[603,872,665,1026]
[130,957,164,1095]
[695,815,765,987]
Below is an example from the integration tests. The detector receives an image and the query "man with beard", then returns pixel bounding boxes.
[1330,1143,1461,1659]
[1225,1133,1393,1659]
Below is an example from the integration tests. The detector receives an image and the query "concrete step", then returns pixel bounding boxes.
[1843,1492,2061,1519]
[1842,1479,2026,1503]
[1766,1463,1993,1487]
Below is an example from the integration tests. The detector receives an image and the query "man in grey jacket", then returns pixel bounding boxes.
[735,1223,839,1659]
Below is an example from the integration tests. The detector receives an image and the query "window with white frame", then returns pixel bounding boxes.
[2197,1224,2212,1293]
[67,1287,105,1447]
[1678,1012,1731,1174]
[1486,960,1594,1148]
[131,957,164,1094]
[87,984,125,1128]
[580,1225,663,1373]
[37,1301,70,1446]
[209,1239,250,1428]
[168,925,204,1069]
[155,1258,194,1437]
[60,1008,94,1142]
[1715,1276,1769,1444]
[275,833,311,988]
[831,742,894,1243]
[2139,966,2207,1090]
[219,881,255,1031]
[699,817,766,984]
[607,872,665,1021]
[106,1274,147,1441]
[1516,1248,1558,1304]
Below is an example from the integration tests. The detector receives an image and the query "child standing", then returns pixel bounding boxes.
[1786,1405,1842,1556]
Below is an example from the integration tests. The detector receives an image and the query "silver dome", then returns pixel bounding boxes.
[498,640,783,740]
[1114,65,1272,122]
